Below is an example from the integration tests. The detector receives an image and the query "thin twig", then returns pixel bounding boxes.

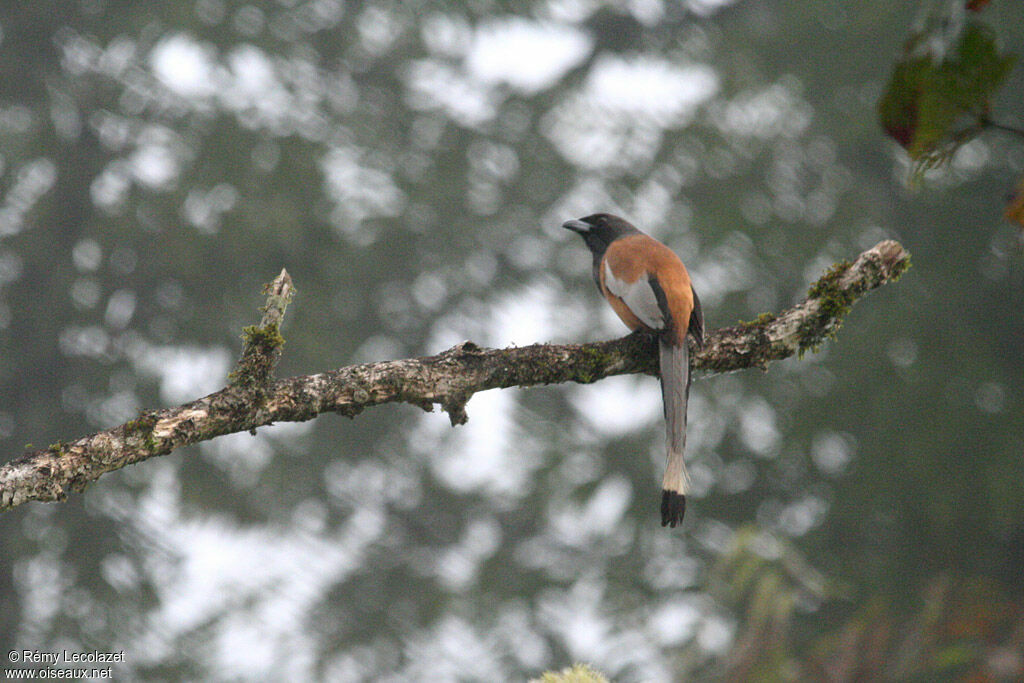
[983,119,1024,138]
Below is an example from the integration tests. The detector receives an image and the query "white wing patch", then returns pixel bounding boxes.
[603,260,665,329]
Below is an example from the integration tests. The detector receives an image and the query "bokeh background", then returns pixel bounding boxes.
[1,1,1022,680]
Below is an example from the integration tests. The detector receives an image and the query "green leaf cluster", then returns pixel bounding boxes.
[878,21,1015,171]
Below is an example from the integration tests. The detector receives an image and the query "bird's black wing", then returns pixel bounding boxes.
[688,286,704,348]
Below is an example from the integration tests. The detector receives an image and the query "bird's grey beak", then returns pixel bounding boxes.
[562,219,591,233]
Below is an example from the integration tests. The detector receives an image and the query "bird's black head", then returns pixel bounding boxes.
[561,213,640,258]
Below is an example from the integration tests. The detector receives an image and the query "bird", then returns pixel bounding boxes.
[562,213,704,527]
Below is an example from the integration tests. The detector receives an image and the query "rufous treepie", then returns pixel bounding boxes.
[563,213,704,527]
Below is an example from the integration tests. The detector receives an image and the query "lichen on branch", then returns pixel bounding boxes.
[229,268,294,391]
[0,240,910,513]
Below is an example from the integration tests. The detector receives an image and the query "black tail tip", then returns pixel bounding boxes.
[661,490,686,528]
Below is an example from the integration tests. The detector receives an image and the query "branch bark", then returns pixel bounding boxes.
[0,240,910,513]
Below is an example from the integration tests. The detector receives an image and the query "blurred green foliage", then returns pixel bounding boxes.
[0,0,1022,679]
[879,18,1016,174]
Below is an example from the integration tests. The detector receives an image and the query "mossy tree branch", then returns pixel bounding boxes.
[229,268,294,393]
[0,241,910,513]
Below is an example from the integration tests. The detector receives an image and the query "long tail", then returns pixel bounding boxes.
[659,337,691,527]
